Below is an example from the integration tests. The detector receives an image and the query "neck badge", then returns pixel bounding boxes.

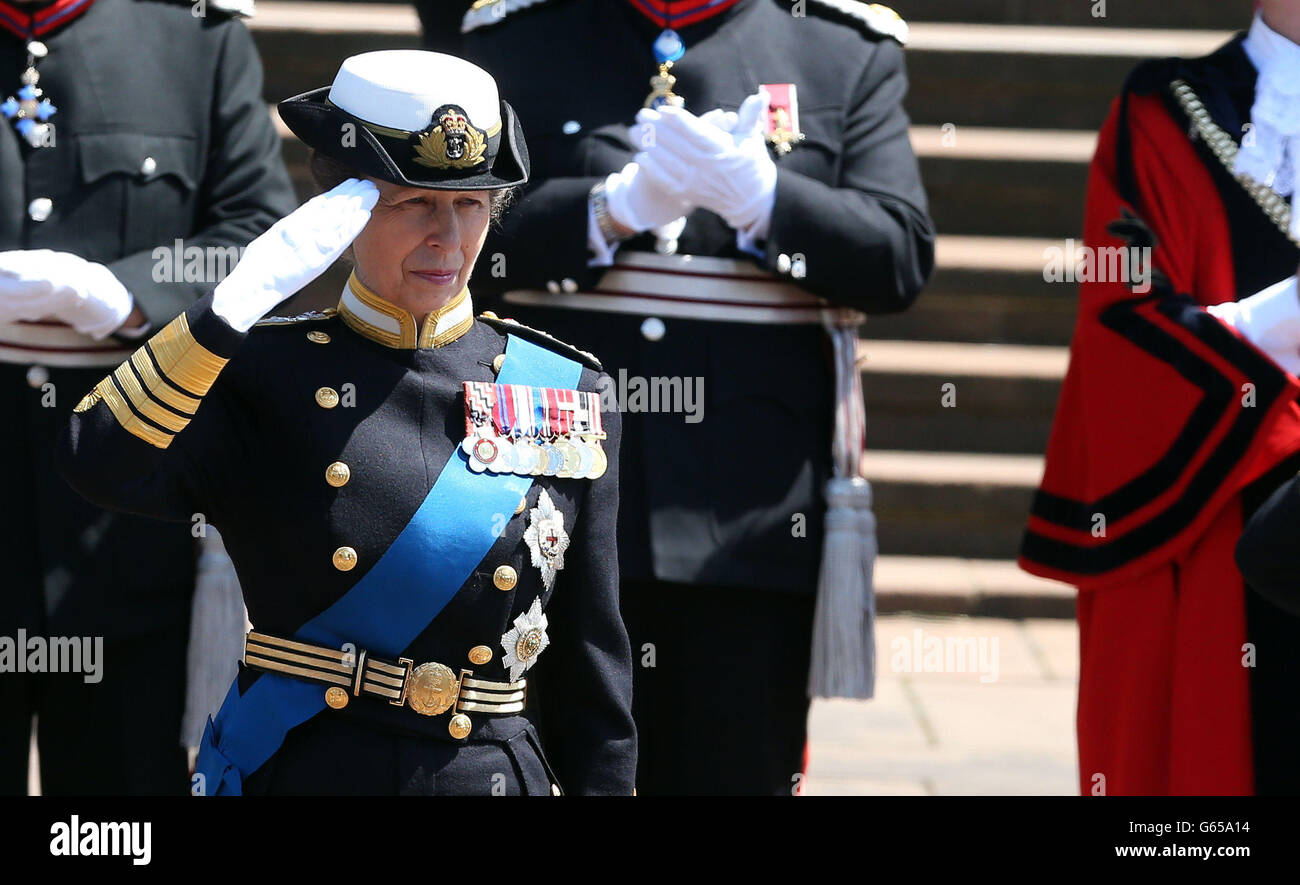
[1,41,56,148]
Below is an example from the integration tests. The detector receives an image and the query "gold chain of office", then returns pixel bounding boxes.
[1170,78,1300,249]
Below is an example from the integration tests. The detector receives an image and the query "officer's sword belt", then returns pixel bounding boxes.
[242,629,526,717]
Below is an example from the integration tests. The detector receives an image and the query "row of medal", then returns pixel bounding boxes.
[461,381,607,480]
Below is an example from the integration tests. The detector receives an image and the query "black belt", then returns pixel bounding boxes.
[242,630,526,740]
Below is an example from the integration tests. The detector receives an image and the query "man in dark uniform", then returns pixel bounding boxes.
[58,49,636,795]
[0,0,295,794]
[430,0,934,794]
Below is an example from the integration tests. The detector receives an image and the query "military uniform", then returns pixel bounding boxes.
[442,0,934,793]
[0,0,294,794]
[57,48,637,796]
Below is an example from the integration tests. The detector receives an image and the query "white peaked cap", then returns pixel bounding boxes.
[327,50,503,134]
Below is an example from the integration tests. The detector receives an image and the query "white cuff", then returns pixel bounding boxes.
[587,199,621,268]
[1237,275,1300,352]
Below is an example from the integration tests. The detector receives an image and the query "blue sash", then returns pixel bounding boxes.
[194,334,582,795]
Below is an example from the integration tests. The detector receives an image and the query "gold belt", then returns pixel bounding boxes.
[242,630,526,739]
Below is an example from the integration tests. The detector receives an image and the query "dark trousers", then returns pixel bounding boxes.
[621,579,815,796]
[0,628,189,795]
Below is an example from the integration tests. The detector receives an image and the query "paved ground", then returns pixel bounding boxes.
[28,613,1080,796]
[803,613,1079,796]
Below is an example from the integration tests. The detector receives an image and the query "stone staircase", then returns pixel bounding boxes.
[246,1,1247,617]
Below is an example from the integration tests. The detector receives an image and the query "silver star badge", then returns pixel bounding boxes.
[500,596,550,682]
[523,489,569,591]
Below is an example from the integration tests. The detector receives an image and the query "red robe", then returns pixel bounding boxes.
[1019,57,1300,794]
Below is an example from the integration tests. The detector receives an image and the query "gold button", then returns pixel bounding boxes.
[324,686,349,709]
[332,546,358,571]
[551,784,561,796]
[514,497,527,516]
[315,387,340,408]
[492,565,517,591]
[307,330,331,344]
[325,461,351,488]
[492,353,506,374]
[468,645,493,665]
[448,713,472,739]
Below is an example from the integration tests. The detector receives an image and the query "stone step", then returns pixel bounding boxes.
[875,555,1073,618]
[899,0,1242,30]
[904,24,1231,130]
[859,338,1066,454]
[863,450,1043,560]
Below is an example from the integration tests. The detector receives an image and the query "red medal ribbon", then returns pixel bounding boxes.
[0,0,97,41]
[625,0,744,29]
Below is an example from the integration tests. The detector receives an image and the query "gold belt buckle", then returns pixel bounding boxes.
[400,658,462,716]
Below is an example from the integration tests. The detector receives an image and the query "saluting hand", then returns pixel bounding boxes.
[633,89,778,239]
[0,250,136,339]
[212,178,379,332]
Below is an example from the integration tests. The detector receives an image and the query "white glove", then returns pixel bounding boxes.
[1207,276,1300,374]
[213,178,379,333]
[0,250,134,339]
[634,89,778,238]
[602,161,692,235]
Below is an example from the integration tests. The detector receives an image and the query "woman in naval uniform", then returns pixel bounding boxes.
[56,50,636,796]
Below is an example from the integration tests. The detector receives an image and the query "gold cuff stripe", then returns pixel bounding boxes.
[113,363,190,433]
[96,376,174,449]
[147,313,229,397]
[130,349,201,415]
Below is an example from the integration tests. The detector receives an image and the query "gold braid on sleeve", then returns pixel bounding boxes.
[74,313,229,449]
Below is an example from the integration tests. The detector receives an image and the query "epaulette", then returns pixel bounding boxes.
[159,0,255,18]
[253,308,337,327]
[807,0,908,45]
[477,312,602,372]
[462,0,556,34]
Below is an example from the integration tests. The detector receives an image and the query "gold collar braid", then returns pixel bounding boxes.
[338,272,474,349]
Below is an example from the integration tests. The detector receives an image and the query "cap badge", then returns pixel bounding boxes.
[413,104,487,169]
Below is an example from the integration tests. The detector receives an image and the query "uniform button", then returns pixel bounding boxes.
[776,253,792,274]
[791,256,807,279]
[325,461,350,488]
[468,645,493,665]
[324,686,349,710]
[139,156,157,177]
[307,330,331,344]
[640,317,666,341]
[27,197,52,222]
[315,386,340,408]
[493,565,518,591]
[514,496,527,515]
[27,40,47,58]
[551,784,561,796]
[561,278,578,293]
[332,546,358,571]
[492,353,506,374]
[562,120,581,135]
[448,713,472,739]
[546,280,560,294]
[25,365,48,388]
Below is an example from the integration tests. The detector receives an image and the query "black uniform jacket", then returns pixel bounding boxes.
[1,0,295,638]
[55,290,636,795]
[452,0,935,592]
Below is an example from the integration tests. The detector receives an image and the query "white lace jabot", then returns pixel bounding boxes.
[1239,12,1300,238]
